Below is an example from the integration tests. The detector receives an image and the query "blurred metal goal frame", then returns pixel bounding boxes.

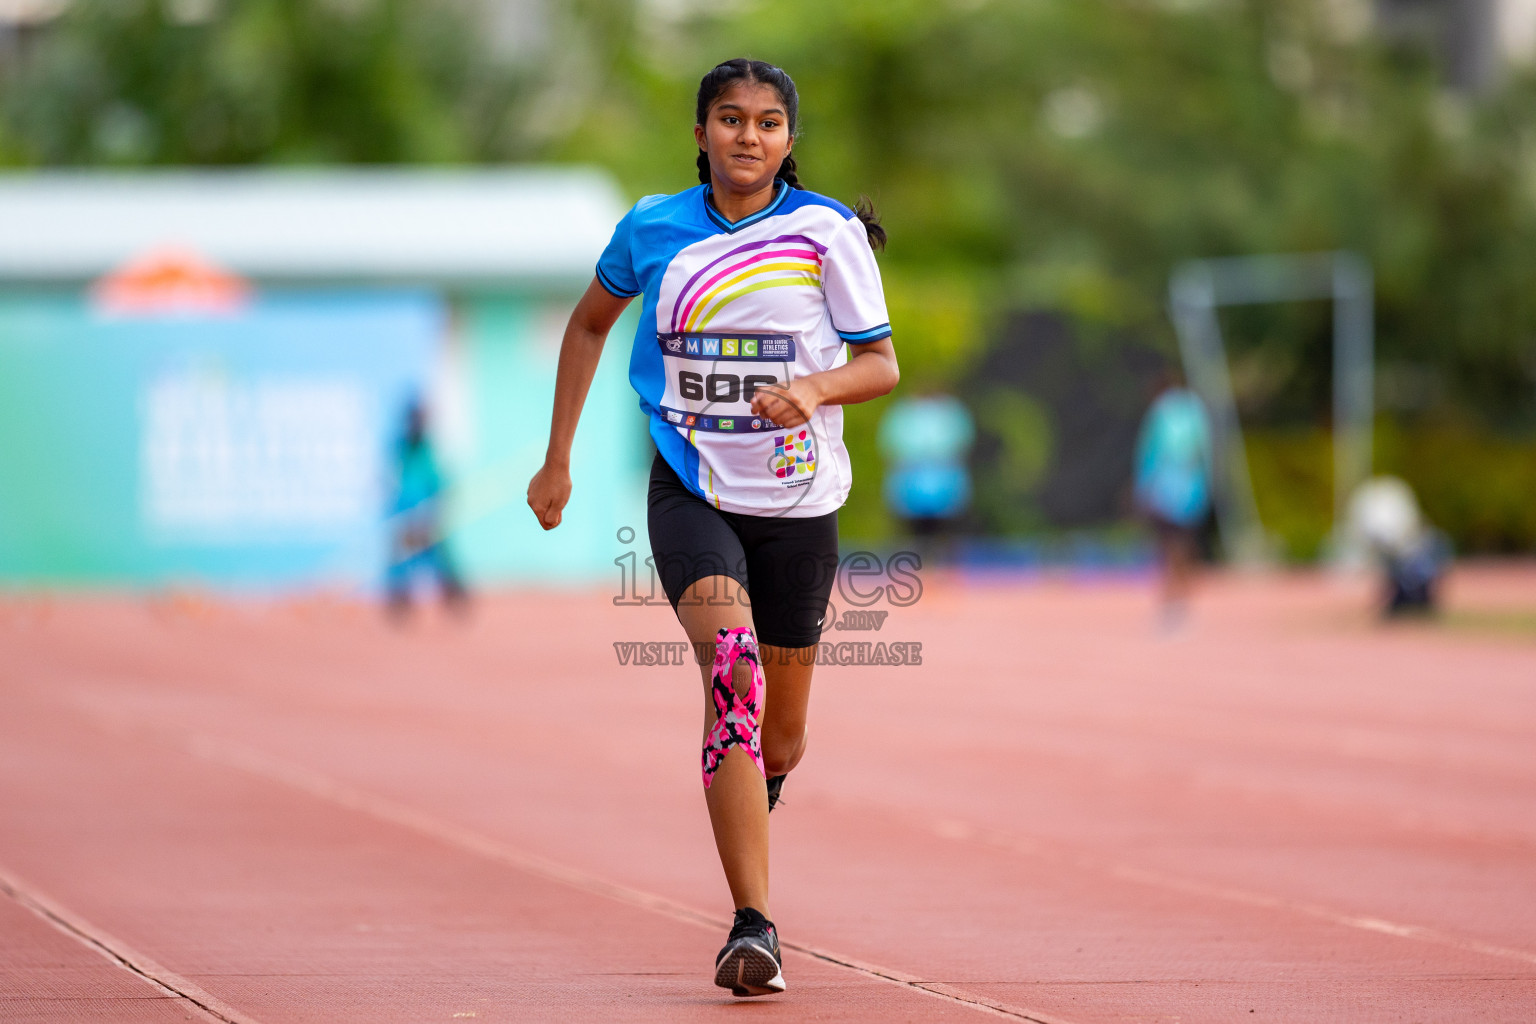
[1169,253,1374,564]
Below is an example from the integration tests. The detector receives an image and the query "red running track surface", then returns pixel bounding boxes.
[1,566,1534,1022]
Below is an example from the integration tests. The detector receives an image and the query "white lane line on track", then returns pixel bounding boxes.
[177,731,1080,1024]
[0,865,264,1024]
[926,817,1536,969]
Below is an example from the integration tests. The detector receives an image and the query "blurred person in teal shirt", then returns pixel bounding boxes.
[878,392,975,544]
[386,400,467,618]
[1134,373,1211,626]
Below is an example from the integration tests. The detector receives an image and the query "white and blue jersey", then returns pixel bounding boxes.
[597,180,892,517]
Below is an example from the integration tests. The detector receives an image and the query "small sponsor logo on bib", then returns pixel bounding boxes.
[657,332,793,363]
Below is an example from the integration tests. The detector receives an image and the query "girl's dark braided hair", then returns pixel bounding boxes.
[695,59,886,251]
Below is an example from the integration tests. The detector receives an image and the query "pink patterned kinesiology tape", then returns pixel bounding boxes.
[701,626,767,788]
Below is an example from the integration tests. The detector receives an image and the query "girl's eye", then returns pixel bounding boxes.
[722,116,740,125]
[760,120,779,130]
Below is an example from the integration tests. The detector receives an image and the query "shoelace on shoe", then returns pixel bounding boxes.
[728,907,774,942]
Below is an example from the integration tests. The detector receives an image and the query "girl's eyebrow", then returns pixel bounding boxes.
[716,103,786,117]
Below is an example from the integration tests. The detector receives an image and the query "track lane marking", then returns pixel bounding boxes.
[922,816,1536,969]
[175,731,1078,1023]
[0,865,264,1024]
[49,689,1536,1012]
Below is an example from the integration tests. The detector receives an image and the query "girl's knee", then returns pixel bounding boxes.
[762,727,807,776]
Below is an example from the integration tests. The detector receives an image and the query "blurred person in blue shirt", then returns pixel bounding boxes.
[878,392,975,544]
[1134,372,1212,626]
[386,399,468,618]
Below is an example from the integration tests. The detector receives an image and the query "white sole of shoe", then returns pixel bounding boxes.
[714,940,786,997]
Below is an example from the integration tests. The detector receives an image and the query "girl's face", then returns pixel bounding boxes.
[695,81,793,193]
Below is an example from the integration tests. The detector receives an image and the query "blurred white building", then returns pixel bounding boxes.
[1374,0,1536,89]
[0,168,644,590]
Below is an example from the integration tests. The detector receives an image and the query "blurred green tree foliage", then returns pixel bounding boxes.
[549,0,1536,545]
[558,0,1536,424]
[0,0,531,163]
[4,0,1534,547]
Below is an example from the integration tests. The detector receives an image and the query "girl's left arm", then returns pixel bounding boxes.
[749,338,899,429]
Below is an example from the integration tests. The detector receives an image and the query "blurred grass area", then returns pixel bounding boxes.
[1245,420,1536,561]
[1245,429,1333,561]
[1437,608,1536,639]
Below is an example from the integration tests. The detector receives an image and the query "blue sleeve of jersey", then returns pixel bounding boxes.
[595,208,642,298]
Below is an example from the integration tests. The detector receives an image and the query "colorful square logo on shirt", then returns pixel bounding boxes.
[742,339,758,357]
[771,430,816,478]
[685,337,700,355]
[773,430,813,451]
[722,339,738,357]
[719,419,735,431]
[701,417,713,430]
[685,414,697,426]
[702,337,720,356]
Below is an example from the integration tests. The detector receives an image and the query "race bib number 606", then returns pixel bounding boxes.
[656,332,796,433]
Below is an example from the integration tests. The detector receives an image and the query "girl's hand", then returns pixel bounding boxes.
[527,462,572,530]
[750,378,822,428]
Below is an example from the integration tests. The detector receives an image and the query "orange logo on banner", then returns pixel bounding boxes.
[91,247,251,315]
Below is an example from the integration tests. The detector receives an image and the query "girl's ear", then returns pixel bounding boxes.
[694,123,708,150]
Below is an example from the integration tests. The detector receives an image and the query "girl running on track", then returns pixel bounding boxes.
[527,58,898,998]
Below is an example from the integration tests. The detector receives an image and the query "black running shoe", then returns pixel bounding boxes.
[714,907,785,997]
[766,773,787,813]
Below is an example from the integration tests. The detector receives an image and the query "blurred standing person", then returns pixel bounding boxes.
[878,391,974,553]
[385,399,467,618]
[1134,371,1212,628]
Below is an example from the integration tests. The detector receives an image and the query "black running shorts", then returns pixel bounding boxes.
[647,450,838,648]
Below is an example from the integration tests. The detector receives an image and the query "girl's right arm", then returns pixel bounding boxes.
[526,278,634,530]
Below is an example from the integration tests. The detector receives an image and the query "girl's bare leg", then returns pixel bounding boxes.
[759,642,814,777]
[675,577,819,919]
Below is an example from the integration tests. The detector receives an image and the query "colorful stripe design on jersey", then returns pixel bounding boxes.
[773,430,816,479]
[669,235,829,333]
[701,626,767,789]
